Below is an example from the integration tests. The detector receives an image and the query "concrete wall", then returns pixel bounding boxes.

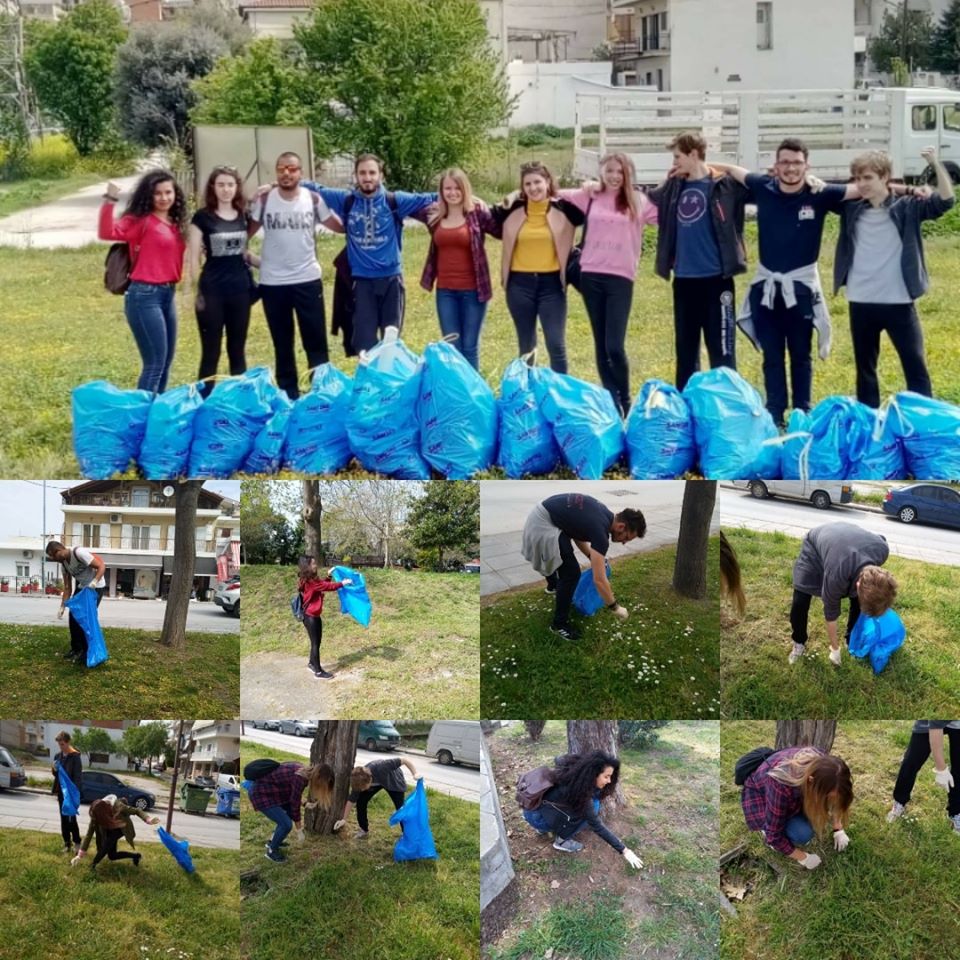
[508,61,614,128]
[481,0,608,62]
[480,733,514,912]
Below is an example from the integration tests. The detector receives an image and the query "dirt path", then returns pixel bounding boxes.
[240,650,363,716]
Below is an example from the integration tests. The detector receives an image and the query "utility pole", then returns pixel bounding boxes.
[41,480,46,588]
[166,719,185,833]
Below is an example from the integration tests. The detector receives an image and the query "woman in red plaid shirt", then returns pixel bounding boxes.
[740,746,853,870]
[297,556,353,680]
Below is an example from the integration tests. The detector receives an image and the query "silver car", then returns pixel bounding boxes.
[279,720,318,737]
[213,577,240,617]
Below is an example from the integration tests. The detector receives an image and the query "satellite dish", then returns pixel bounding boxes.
[162,485,175,498]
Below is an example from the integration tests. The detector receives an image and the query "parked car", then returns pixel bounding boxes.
[426,720,482,768]
[217,773,239,790]
[213,576,240,617]
[0,746,26,789]
[191,775,217,790]
[358,720,401,752]
[462,560,480,574]
[278,720,319,738]
[735,479,853,510]
[249,720,279,731]
[882,483,960,528]
[79,770,155,810]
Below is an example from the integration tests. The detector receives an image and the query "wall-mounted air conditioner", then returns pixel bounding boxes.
[110,514,121,523]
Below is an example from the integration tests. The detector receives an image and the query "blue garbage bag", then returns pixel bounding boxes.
[846,401,906,480]
[57,764,80,816]
[534,368,624,480]
[188,367,279,477]
[888,391,960,480]
[497,358,560,478]
[215,787,240,816]
[243,391,293,474]
[389,779,437,862]
[346,330,429,479]
[72,381,153,479]
[330,565,372,628]
[682,368,779,479]
[573,561,611,616]
[626,379,696,479]
[138,382,204,479]
[241,779,253,794]
[780,410,813,481]
[283,364,354,474]
[804,396,862,479]
[848,608,906,674]
[419,341,498,478]
[64,586,108,668]
[157,826,195,873]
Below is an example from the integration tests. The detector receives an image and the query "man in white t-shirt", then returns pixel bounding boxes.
[45,541,107,663]
[248,151,344,398]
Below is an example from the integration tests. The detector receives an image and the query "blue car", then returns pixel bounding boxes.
[79,770,156,810]
[882,483,960,529]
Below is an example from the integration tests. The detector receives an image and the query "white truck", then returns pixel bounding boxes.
[574,87,960,184]
[0,746,27,790]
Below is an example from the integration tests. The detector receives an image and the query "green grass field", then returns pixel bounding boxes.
[241,564,479,717]
[2,177,960,476]
[0,826,240,960]
[720,528,960,718]
[720,721,959,960]
[486,721,719,960]
[480,539,720,718]
[0,622,239,715]
[0,173,106,218]
[239,741,480,960]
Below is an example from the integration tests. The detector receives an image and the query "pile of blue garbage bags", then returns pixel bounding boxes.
[72,338,960,482]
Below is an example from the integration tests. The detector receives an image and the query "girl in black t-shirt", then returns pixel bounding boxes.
[187,165,257,393]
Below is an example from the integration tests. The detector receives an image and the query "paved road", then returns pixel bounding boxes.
[0,596,239,633]
[242,730,481,804]
[718,484,960,567]
[0,789,239,849]
[479,479,720,596]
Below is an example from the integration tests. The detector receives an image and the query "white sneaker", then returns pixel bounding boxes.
[950,813,960,833]
[829,647,842,667]
[788,643,806,664]
[354,829,369,840]
[886,802,906,823]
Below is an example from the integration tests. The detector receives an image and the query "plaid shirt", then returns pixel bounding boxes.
[249,763,307,823]
[741,747,822,855]
[419,208,498,303]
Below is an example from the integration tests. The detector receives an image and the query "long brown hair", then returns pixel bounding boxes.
[720,531,746,616]
[302,763,336,809]
[203,165,246,215]
[297,556,317,583]
[89,798,121,830]
[598,152,638,220]
[768,749,853,835]
[519,160,558,199]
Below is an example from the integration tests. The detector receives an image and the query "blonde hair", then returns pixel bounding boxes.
[599,152,639,220]
[767,748,853,835]
[436,167,476,221]
[301,763,335,810]
[350,765,374,793]
[856,565,897,617]
[850,150,892,180]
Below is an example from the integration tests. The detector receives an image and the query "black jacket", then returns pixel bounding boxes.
[648,173,748,281]
[538,784,625,853]
[52,750,82,803]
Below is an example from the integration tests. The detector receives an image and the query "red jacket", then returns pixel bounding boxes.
[299,577,341,617]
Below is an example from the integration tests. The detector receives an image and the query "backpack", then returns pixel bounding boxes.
[734,746,776,786]
[103,217,148,295]
[565,196,593,292]
[515,765,557,810]
[291,591,304,622]
[243,758,281,781]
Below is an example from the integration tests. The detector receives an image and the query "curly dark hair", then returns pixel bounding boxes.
[553,751,620,814]
[123,168,188,232]
[297,555,317,582]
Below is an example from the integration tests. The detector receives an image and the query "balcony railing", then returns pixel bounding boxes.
[67,493,171,508]
[60,534,216,552]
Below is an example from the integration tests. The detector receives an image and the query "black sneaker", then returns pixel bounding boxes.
[133,853,141,867]
[313,668,334,680]
[264,846,285,863]
[62,649,80,660]
[544,584,556,596]
[549,623,581,641]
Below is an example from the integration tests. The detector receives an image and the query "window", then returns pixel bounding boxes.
[131,487,150,508]
[757,2,772,50]
[82,523,100,548]
[659,11,668,30]
[912,105,937,131]
[943,104,960,132]
[131,525,151,549]
[16,563,29,578]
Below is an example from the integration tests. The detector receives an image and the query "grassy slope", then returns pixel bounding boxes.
[720,722,959,960]
[239,742,479,960]
[480,539,720,718]
[241,564,480,717]
[0,622,239,715]
[720,528,960,718]
[0,826,240,960]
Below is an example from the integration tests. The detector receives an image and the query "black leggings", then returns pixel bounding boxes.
[303,614,323,670]
[580,272,634,416]
[196,287,251,391]
[790,590,861,647]
[92,827,137,866]
[355,786,406,832]
[60,811,80,847]
[545,533,581,629]
[893,729,960,817]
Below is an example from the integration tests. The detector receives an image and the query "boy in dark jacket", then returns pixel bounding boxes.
[51,730,83,855]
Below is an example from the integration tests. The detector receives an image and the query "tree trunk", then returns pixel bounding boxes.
[672,480,718,600]
[524,721,546,742]
[774,721,837,753]
[303,721,361,834]
[302,481,322,561]
[566,720,625,811]
[160,480,202,648]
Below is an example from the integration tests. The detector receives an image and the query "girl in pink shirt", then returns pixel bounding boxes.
[563,153,658,416]
[98,169,188,393]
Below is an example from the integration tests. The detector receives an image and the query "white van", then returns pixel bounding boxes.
[217,773,239,790]
[0,746,26,789]
[735,479,853,510]
[426,720,482,768]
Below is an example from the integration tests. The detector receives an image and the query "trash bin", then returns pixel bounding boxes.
[179,781,212,815]
[215,786,240,817]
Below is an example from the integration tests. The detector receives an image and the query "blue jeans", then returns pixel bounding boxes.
[436,288,488,370]
[785,814,814,846]
[124,281,177,393]
[261,805,293,852]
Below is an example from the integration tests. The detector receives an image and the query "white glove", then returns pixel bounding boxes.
[70,853,84,866]
[333,819,346,832]
[622,847,643,870]
[798,852,821,870]
[833,829,850,852]
[294,826,305,844]
[340,578,354,586]
[57,603,65,620]
[934,766,955,790]
[611,605,628,620]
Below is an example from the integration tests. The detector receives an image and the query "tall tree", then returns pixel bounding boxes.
[326,480,413,567]
[160,480,203,647]
[566,720,625,811]
[524,721,546,742]
[405,480,479,570]
[302,481,322,560]
[672,480,717,600]
[774,721,837,753]
[304,721,361,834]
[122,721,170,771]
[71,726,116,759]
[868,4,934,73]
[932,0,960,72]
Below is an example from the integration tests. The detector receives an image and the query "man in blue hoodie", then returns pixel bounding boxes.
[304,154,437,352]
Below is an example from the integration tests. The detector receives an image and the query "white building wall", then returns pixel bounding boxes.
[507,61,614,127]
[42,724,129,771]
[245,8,308,40]
[481,0,608,62]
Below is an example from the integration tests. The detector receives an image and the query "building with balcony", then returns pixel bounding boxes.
[57,481,240,600]
[185,720,240,779]
[237,0,310,39]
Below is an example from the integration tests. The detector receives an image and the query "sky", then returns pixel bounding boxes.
[0,480,241,541]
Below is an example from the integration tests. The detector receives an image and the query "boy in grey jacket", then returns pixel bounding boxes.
[789,522,897,666]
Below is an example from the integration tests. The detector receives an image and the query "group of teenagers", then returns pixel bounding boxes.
[51,730,160,871]
[98,132,955,426]
[737,721,960,871]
